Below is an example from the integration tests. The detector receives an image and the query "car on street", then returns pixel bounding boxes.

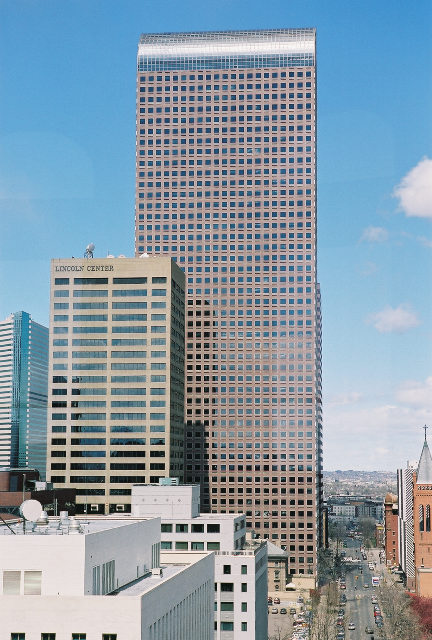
[336,633,345,640]
[271,607,278,614]
[363,583,369,588]
[365,626,374,634]
[348,622,355,630]
[290,608,297,614]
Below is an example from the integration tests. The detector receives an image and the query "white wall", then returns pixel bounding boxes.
[0,553,214,640]
[132,484,200,518]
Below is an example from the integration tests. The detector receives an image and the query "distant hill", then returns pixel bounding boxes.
[323,470,397,500]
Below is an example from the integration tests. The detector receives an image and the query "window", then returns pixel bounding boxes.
[220,622,234,631]
[24,571,42,595]
[102,636,117,640]
[207,523,220,533]
[11,635,25,640]
[191,523,204,533]
[220,602,234,611]
[191,541,204,550]
[241,564,248,574]
[161,523,172,532]
[220,582,234,592]
[241,602,247,612]
[207,541,220,550]
[241,583,247,592]
[41,635,56,640]
[241,622,248,631]
[71,636,86,640]
[161,541,172,549]
[175,523,188,533]
[3,571,20,594]
[175,541,188,550]
[223,564,231,574]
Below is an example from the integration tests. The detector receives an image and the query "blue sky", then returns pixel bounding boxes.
[1,0,432,470]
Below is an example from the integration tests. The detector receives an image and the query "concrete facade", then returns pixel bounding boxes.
[134,27,322,580]
[46,257,185,515]
[0,515,214,640]
[132,483,267,639]
[397,464,415,590]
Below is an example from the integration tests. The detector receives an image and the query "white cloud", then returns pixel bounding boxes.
[329,391,362,406]
[361,226,388,243]
[393,156,432,218]
[325,376,432,469]
[359,261,378,277]
[417,235,432,248]
[367,304,420,333]
[396,377,432,408]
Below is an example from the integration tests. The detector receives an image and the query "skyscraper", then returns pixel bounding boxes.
[46,257,185,515]
[135,29,322,577]
[0,311,48,476]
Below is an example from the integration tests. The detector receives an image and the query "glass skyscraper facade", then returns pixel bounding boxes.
[0,311,48,477]
[135,29,322,576]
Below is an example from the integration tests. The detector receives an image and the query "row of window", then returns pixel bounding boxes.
[54,277,166,285]
[10,635,116,640]
[139,71,312,81]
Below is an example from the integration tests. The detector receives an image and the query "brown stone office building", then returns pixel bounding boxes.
[135,29,323,577]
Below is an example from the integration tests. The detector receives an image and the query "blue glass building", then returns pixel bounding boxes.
[0,311,48,477]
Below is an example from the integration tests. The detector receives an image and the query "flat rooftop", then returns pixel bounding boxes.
[0,516,151,536]
[115,564,187,596]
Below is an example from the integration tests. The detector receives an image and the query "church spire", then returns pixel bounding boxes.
[417,427,432,484]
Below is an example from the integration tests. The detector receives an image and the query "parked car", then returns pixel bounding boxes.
[271,607,278,614]
[268,597,273,604]
[363,583,369,588]
[348,622,355,630]
[290,608,297,615]
[280,608,287,614]
[273,597,280,604]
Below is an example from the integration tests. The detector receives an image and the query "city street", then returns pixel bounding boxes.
[338,542,386,640]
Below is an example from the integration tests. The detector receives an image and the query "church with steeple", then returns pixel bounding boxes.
[413,429,432,596]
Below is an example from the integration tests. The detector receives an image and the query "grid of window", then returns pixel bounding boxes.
[134,30,322,576]
[48,263,185,515]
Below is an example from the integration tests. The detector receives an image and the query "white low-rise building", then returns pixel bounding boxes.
[132,483,268,640]
[0,513,213,640]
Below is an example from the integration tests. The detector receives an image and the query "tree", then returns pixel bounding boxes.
[357,517,376,548]
[409,594,432,639]
[378,579,423,640]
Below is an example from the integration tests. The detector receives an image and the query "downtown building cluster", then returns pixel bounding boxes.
[1,27,323,640]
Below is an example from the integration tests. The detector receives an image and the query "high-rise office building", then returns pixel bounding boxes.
[0,311,48,476]
[46,257,185,514]
[135,29,322,576]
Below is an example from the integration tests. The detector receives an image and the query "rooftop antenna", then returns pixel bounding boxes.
[423,425,429,441]
[84,243,95,259]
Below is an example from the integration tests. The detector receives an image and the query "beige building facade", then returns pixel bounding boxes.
[46,256,185,514]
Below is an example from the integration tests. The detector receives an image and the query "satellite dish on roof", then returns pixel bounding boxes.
[19,499,43,522]
[84,243,95,258]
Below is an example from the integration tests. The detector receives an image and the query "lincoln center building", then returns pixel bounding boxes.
[134,29,322,577]
[46,256,185,515]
